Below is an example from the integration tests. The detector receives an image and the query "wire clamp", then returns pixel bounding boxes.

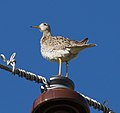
[1,52,16,73]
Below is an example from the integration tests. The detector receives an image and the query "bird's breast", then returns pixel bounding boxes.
[40,46,78,62]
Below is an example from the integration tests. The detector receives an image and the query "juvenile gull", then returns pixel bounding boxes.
[31,23,96,77]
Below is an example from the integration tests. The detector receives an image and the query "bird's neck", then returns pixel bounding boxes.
[43,31,52,37]
[41,31,52,45]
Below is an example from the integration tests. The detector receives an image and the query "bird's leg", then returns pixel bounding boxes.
[58,58,62,76]
[66,61,69,77]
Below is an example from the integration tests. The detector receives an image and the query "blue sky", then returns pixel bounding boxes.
[0,0,119,113]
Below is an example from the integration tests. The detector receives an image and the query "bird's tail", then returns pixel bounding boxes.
[78,37,96,49]
[70,43,96,50]
[68,38,96,54]
[83,43,96,47]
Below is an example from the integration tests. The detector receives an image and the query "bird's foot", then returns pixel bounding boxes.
[65,73,68,78]
[57,74,62,76]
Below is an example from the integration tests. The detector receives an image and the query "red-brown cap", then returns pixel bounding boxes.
[31,88,90,113]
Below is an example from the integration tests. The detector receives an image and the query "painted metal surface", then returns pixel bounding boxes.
[31,88,90,113]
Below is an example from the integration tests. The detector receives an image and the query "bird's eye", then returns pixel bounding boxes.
[43,23,47,26]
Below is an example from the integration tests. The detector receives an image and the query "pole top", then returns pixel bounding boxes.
[31,88,90,113]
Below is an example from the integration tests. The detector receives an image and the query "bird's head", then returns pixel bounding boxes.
[31,23,51,32]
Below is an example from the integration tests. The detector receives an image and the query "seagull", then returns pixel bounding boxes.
[31,22,96,77]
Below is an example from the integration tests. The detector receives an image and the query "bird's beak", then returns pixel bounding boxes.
[30,26,40,29]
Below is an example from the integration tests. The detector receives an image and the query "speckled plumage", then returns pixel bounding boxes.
[32,22,96,77]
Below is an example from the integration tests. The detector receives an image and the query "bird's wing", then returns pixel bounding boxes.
[51,36,96,52]
[79,38,89,44]
[51,36,79,49]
